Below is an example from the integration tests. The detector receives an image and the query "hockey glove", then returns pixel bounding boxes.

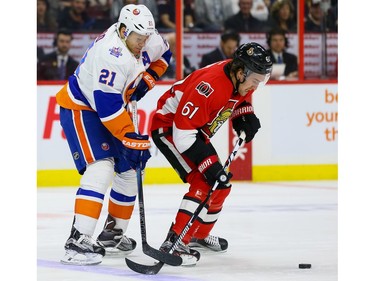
[130,69,158,102]
[122,132,151,170]
[231,101,261,143]
[198,155,233,187]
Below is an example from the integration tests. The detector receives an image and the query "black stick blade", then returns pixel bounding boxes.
[142,243,182,266]
[125,258,165,275]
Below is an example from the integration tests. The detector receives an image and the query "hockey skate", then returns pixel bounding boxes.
[61,226,105,266]
[96,214,136,254]
[189,234,228,252]
[160,230,200,266]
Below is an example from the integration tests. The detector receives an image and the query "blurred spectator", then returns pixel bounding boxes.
[305,0,338,33]
[266,28,298,80]
[305,0,325,32]
[37,29,79,80]
[86,0,112,30]
[110,0,159,25]
[162,33,195,80]
[60,0,73,8]
[199,29,241,68]
[326,1,337,32]
[263,0,272,10]
[37,0,58,32]
[57,0,95,31]
[37,46,45,63]
[194,0,235,32]
[230,0,271,21]
[156,0,196,32]
[183,1,196,31]
[250,0,269,21]
[224,0,269,32]
[268,0,297,33]
[47,0,72,20]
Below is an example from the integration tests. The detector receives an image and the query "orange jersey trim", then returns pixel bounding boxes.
[102,110,135,141]
[72,110,95,163]
[108,200,135,220]
[56,83,94,111]
[149,59,169,78]
[75,198,102,219]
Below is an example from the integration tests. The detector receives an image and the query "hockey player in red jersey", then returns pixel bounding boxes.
[150,42,273,266]
[56,4,172,266]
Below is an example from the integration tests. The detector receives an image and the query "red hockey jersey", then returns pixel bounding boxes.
[151,60,254,154]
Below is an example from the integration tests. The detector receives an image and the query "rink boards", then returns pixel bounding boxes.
[37,82,337,186]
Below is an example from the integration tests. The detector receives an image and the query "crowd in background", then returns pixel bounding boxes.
[37,0,338,33]
[37,0,338,80]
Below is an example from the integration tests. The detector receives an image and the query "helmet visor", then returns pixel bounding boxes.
[244,69,271,89]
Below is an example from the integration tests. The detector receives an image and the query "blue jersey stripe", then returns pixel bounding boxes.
[110,189,136,203]
[93,90,123,119]
[76,188,105,200]
[68,75,91,107]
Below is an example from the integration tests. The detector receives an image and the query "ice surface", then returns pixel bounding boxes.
[37,181,337,281]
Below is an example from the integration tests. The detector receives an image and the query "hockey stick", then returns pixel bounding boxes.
[128,100,182,266]
[126,131,247,275]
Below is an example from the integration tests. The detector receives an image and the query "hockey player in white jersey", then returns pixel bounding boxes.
[56,4,172,265]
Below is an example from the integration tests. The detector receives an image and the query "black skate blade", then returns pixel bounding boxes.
[125,258,164,275]
[142,243,182,266]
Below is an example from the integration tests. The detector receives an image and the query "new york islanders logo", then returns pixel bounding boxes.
[195,81,214,98]
[101,142,110,151]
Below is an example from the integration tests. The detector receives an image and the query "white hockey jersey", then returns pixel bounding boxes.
[56,23,170,141]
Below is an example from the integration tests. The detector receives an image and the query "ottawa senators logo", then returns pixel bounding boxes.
[195,81,214,97]
[201,99,238,138]
[247,47,254,56]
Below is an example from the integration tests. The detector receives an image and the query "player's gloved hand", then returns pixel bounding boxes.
[122,132,151,169]
[130,70,157,102]
[231,101,261,143]
[197,155,233,187]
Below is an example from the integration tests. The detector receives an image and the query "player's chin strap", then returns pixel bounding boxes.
[116,23,133,54]
[234,68,250,92]
[234,78,244,93]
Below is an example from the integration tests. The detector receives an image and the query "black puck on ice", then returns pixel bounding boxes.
[299,263,311,269]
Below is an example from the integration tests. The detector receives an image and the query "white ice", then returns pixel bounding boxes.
[37,181,337,281]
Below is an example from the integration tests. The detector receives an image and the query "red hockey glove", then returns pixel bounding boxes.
[231,101,261,143]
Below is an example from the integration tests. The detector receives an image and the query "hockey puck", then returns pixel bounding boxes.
[299,263,311,269]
